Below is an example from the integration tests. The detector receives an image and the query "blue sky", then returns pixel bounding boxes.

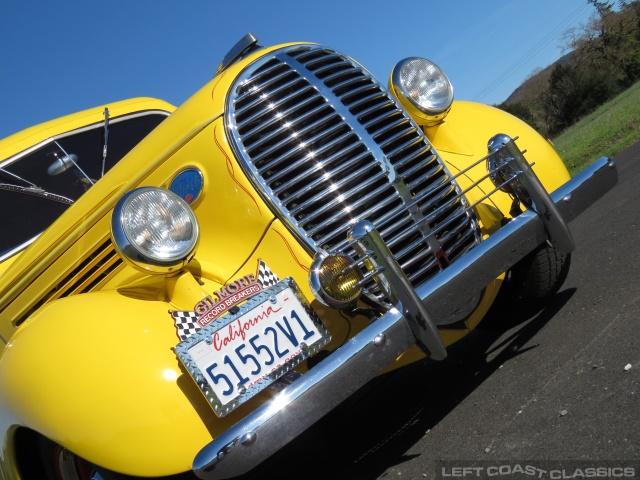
[1,1,595,140]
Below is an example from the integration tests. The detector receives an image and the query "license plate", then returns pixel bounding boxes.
[175,278,331,417]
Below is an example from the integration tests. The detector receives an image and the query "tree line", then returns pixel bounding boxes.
[496,0,640,137]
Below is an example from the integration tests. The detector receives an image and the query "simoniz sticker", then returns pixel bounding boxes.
[169,259,279,341]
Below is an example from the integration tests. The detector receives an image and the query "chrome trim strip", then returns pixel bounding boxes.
[192,157,617,479]
[0,236,39,263]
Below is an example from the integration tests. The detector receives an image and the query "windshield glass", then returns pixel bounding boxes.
[0,112,168,260]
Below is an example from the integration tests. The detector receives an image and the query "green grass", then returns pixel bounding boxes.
[553,80,640,175]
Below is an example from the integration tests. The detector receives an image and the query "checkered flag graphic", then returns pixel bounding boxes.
[256,259,279,289]
[170,310,202,341]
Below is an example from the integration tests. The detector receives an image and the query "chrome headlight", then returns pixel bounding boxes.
[390,57,454,124]
[111,187,199,274]
[309,251,363,309]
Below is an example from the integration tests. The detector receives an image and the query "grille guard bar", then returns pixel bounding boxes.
[192,157,617,480]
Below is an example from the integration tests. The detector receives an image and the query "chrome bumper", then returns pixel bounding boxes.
[193,157,617,479]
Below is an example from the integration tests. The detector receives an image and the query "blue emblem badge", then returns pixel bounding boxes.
[169,168,203,205]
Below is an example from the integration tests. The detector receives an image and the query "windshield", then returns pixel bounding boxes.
[0,112,168,260]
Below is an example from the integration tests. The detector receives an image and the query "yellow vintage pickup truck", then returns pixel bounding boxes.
[0,34,617,479]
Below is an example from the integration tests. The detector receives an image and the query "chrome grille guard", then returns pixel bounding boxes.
[193,157,618,479]
[308,134,577,351]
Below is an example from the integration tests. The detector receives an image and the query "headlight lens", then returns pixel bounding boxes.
[309,252,363,309]
[111,187,199,273]
[391,57,454,123]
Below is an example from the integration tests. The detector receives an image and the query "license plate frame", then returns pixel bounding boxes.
[175,277,331,417]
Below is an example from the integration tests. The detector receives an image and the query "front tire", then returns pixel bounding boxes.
[480,242,571,328]
[510,242,571,302]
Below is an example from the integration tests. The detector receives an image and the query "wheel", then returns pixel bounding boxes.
[509,241,571,302]
[480,242,571,328]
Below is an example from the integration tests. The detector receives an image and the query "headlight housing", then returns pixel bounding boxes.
[390,57,454,125]
[309,251,364,309]
[111,187,199,274]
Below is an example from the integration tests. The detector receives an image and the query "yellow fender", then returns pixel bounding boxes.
[0,285,276,477]
[425,100,570,219]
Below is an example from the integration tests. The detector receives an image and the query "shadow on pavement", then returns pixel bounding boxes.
[238,288,576,480]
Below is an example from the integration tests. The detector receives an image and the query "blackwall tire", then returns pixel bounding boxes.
[511,242,572,302]
[480,242,571,328]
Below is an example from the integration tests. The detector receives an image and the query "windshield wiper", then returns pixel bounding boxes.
[0,182,73,205]
[0,166,74,205]
[0,167,37,187]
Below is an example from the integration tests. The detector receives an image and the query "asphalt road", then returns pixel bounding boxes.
[242,145,640,480]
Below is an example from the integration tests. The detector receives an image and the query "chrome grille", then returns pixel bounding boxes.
[226,44,481,287]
